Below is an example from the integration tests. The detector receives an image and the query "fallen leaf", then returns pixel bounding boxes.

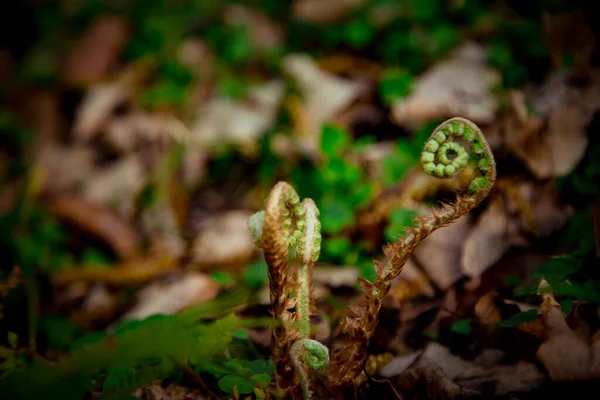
[292,0,367,24]
[72,62,150,141]
[224,4,283,51]
[392,42,500,127]
[37,145,96,193]
[141,202,186,260]
[455,361,545,396]
[536,280,594,380]
[190,210,258,269]
[283,53,361,154]
[389,258,436,304]
[119,272,220,321]
[51,255,177,286]
[504,72,594,179]
[61,15,130,86]
[47,195,140,259]
[391,364,480,399]
[413,213,471,291]
[380,351,422,378]
[82,154,146,217]
[312,265,360,288]
[461,197,524,283]
[188,80,284,154]
[413,343,474,380]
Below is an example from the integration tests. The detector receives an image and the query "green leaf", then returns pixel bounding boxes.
[232,329,249,341]
[320,124,351,158]
[218,374,255,394]
[385,208,419,242]
[242,258,268,289]
[250,373,272,388]
[379,69,413,106]
[532,256,583,283]
[210,270,236,286]
[451,319,473,335]
[323,236,352,259]
[497,310,538,328]
[320,200,354,234]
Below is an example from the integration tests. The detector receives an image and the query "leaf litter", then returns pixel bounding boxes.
[2,2,600,399]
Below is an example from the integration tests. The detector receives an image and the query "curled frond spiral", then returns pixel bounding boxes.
[290,339,330,400]
[421,117,495,193]
[325,117,496,388]
[248,182,324,395]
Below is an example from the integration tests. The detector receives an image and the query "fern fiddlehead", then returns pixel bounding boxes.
[324,117,496,388]
[290,339,330,399]
[248,182,325,397]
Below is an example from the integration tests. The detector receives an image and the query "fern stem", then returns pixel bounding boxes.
[325,117,497,388]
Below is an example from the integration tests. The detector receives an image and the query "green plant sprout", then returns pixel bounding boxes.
[249,117,496,397]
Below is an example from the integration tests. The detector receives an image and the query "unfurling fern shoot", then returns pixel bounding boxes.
[248,182,326,399]
[324,117,496,388]
[248,117,496,395]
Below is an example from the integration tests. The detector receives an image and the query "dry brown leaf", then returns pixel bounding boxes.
[391,364,480,399]
[119,272,220,321]
[283,53,361,154]
[312,265,359,288]
[455,361,545,396]
[61,15,130,86]
[188,80,284,154]
[190,210,257,269]
[461,198,516,280]
[389,258,436,304]
[513,181,574,237]
[292,0,367,23]
[141,202,186,260]
[72,62,151,141]
[73,81,133,141]
[380,351,423,378]
[52,254,177,286]
[504,73,594,179]
[177,38,215,78]
[10,90,62,152]
[536,280,594,381]
[413,343,474,380]
[224,5,283,51]
[413,213,471,290]
[392,42,500,127]
[82,154,146,217]
[47,195,140,259]
[37,145,96,193]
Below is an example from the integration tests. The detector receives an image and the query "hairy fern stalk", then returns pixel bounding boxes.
[248,117,496,397]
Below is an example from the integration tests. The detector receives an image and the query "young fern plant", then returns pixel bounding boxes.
[248,117,496,396]
[248,182,328,399]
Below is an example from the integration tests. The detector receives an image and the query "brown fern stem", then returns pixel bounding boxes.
[261,182,303,394]
[324,117,496,388]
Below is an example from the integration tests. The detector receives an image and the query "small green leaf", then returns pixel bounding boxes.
[210,270,236,286]
[324,236,352,259]
[379,69,413,106]
[250,373,271,388]
[497,309,538,328]
[232,329,249,341]
[218,374,255,394]
[243,258,268,289]
[451,319,472,335]
[321,124,351,158]
[320,200,354,234]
